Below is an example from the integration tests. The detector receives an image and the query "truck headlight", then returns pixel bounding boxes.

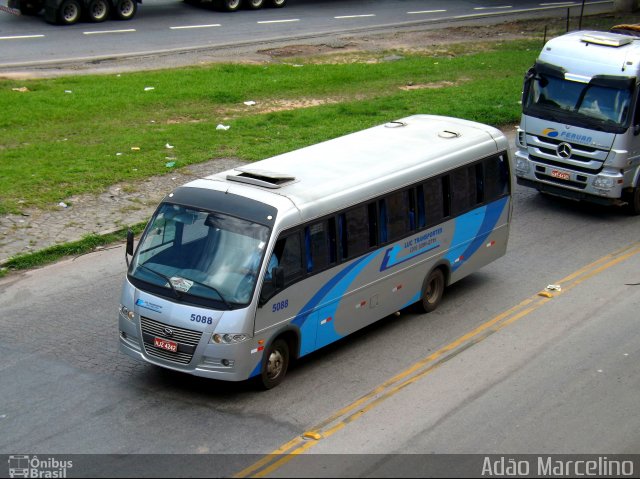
[593,176,614,189]
[515,157,530,174]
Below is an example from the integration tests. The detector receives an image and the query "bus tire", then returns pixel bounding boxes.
[113,0,136,20]
[57,0,81,24]
[417,268,445,314]
[86,0,110,22]
[268,0,286,7]
[258,338,289,390]
[626,186,640,215]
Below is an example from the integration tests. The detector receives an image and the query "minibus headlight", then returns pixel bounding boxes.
[211,333,249,344]
[119,304,135,321]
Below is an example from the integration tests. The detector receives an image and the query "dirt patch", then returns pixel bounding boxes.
[258,41,358,58]
[399,80,464,91]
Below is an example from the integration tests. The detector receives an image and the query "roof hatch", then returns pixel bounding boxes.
[581,32,633,47]
[227,168,296,189]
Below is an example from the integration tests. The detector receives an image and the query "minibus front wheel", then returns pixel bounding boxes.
[258,338,289,389]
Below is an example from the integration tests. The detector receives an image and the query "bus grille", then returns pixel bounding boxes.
[140,316,202,365]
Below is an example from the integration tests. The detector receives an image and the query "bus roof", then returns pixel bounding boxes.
[183,115,507,223]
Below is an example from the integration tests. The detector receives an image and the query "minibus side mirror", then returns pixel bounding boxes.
[125,229,134,266]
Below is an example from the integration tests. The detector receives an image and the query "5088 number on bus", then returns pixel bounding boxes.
[191,314,214,324]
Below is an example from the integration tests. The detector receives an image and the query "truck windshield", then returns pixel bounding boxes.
[129,203,270,309]
[523,72,633,132]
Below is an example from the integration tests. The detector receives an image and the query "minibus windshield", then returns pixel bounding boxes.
[129,203,270,309]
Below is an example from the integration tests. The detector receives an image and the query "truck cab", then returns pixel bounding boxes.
[514,28,640,214]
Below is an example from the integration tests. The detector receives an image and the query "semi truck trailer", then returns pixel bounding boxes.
[4,0,286,25]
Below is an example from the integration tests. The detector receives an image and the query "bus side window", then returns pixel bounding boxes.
[278,233,303,286]
[306,221,331,273]
[450,165,479,216]
[475,163,484,204]
[422,177,447,227]
[384,190,412,243]
[340,205,373,260]
[261,233,303,302]
[484,154,510,201]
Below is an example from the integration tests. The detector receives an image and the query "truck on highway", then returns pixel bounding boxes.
[4,0,286,25]
[514,25,640,214]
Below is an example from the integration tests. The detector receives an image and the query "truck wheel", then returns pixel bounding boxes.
[57,0,81,24]
[86,0,110,22]
[268,0,286,7]
[245,0,263,9]
[213,0,241,11]
[258,338,289,390]
[113,0,136,20]
[627,186,640,215]
[19,0,44,15]
[416,268,445,314]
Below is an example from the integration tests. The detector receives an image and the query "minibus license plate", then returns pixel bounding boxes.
[551,169,570,181]
[154,337,178,353]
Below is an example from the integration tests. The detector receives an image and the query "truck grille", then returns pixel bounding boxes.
[528,134,606,173]
[529,153,603,175]
[140,316,202,365]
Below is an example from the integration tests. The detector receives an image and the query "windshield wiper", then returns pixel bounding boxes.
[136,263,182,300]
[179,276,233,310]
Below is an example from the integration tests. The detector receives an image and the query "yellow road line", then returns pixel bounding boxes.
[235,240,640,478]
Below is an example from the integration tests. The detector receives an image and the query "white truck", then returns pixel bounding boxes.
[514,26,640,214]
[4,0,286,25]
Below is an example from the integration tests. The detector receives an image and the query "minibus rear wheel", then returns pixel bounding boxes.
[417,268,445,314]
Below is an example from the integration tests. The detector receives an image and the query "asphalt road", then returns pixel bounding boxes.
[0,0,614,68]
[1,180,639,477]
[1,0,639,476]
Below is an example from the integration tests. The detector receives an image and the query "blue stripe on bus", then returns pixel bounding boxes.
[250,251,383,377]
[446,197,507,272]
[379,242,441,272]
[292,252,381,329]
[297,251,383,354]
[250,197,507,377]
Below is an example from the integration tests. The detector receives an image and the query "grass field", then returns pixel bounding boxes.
[0,40,540,214]
[1,10,638,272]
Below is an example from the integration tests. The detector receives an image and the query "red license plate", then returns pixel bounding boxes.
[154,337,178,353]
[551,169,571,181]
